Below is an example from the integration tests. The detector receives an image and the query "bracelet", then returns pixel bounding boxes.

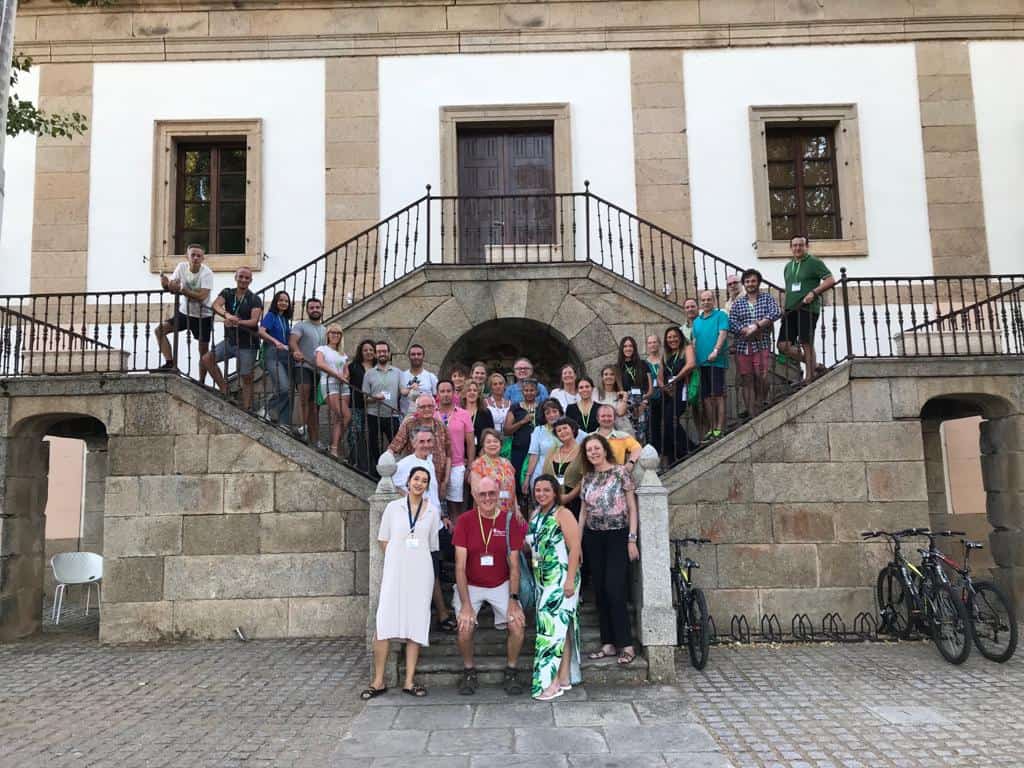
[627,533,638,542]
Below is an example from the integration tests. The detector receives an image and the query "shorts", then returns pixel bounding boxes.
[295,367,316,389]
[699,366,726,399]
[452,580,510,630]
[446,464,466,503]
[321,376,351,399]
[737,349,772,377]
[213,339,257,376]
[779,308,819,346]
[167,311,213,344]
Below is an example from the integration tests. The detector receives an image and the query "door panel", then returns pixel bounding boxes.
[457,127,555,263]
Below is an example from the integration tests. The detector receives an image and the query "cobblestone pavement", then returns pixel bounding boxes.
[3,623,1024,767]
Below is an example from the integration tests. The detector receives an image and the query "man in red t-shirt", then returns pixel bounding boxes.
[453,476,527,696]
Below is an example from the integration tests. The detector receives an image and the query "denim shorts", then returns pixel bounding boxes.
[213,339,257,376]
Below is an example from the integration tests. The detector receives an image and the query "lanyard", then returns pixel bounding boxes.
[579,404,592,431]
[624,364,637,385]
[477,510,498,554]
[406,496,423,535]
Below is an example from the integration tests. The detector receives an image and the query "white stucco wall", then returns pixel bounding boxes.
[970,41,1024,276]
[88,60,325,296]
[0,66,39,297]
[379,52,636,274]
[684,44,932,285]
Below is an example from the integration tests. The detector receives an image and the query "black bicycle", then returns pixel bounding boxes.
[671,537,712,670]
[865,528,972,665]
[933,536,1017,662]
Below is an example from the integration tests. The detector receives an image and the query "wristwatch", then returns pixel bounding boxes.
[627,533,638,542]
[510,593,520,601]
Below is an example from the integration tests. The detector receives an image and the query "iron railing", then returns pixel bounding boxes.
[1,188,1022,477]
[252,184,784,322]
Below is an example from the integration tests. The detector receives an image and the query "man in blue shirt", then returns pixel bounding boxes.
[693,290,730,441]
[506,357,550,405]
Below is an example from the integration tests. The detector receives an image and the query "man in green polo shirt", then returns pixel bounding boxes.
[778,235,836,385]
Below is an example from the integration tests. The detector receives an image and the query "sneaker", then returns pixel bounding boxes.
[458,668,478,696]
[503,667,523,696]
[711,429,723,439]
[702,431,714,443]
[155,360,176,372]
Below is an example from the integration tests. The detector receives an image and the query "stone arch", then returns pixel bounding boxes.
[918,393,1024,611]
[1,412,109,640]
[439,318,585,384]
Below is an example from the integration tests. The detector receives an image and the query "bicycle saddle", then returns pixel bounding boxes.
[683,558,701,569]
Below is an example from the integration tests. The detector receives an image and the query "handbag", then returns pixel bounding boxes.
[506,510,536,613]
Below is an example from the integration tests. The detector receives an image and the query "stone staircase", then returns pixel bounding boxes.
[398,591,649,689]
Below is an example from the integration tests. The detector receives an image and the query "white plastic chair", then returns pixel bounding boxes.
[50,552,103,624]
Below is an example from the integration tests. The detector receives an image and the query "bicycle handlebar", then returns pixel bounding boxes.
[860,527,930,539]
[678,537,712,545]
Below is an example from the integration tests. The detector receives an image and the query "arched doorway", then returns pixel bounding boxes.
[440,318,584,387]
[919,394,1020,600]
[1,413,108,641]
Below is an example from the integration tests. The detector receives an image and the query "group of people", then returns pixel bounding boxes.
[154,236,834,470]
[152,237,836,698]
[369,425,638,701]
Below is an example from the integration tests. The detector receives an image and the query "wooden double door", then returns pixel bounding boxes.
[456,125,556,264]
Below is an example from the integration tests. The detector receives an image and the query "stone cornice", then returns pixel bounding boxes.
[13,1,1024,63]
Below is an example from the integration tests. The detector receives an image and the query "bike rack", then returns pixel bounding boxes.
[705,611,897,646]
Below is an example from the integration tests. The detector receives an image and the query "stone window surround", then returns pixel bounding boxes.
[439,103,574,262]
[150,118,263,274]
[749,104,868,260]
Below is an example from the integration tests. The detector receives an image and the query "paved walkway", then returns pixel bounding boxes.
[3,619,1024,767]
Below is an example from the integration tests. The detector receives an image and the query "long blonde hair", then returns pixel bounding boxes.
[325,324,344,352]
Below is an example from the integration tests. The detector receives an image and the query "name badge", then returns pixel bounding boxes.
[630,388,641,396]
[556,475,565,486]
[480,555,494,567]
[499,490,510,500]
[791,283,802,292]
[405,538,420,549]
[382,392,392,401]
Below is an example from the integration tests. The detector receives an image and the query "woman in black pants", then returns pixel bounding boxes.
[578,433,639,666]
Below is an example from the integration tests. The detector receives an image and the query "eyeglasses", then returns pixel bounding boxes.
[477,491,498,498]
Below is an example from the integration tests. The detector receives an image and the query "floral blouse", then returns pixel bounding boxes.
[469,455,517,517]
[581,465,635,531]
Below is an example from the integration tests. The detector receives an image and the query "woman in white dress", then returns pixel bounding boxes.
[363,467,440,699]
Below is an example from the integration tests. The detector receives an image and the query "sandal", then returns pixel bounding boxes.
[587,647,614,660]
[359,686,387,700]
[617,649,636,666]
[439,616,458,632]
[533,687,563,701]
[403,684,428,697]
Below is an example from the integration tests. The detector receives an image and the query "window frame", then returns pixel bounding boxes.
[749,104,867,259]
[151,119,262,273]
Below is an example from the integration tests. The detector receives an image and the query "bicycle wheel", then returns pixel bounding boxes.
[929,583,972,665]
[675,578,687,647]
[686,588,711,670]
[876,567,914,638]
[970,581,1018,663]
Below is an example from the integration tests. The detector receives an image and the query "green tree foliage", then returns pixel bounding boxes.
[7,53,88,138]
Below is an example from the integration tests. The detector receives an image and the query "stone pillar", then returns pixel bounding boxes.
[80,438,107,554]
[921,418,949,520]
[981,415,1024,613]
[915,41,989,276]
[634,447,677,683]
[367,451,399,684]
[0,436,49,641]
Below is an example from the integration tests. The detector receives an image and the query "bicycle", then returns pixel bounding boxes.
[864,527,972,665]
[671,537,712,670]
[933,536,1017,662]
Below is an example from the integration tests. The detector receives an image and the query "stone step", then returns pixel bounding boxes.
[401,651,649,689]
[418,625,604,657]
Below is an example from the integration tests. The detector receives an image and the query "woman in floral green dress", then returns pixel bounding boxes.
[527,474,582,701]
